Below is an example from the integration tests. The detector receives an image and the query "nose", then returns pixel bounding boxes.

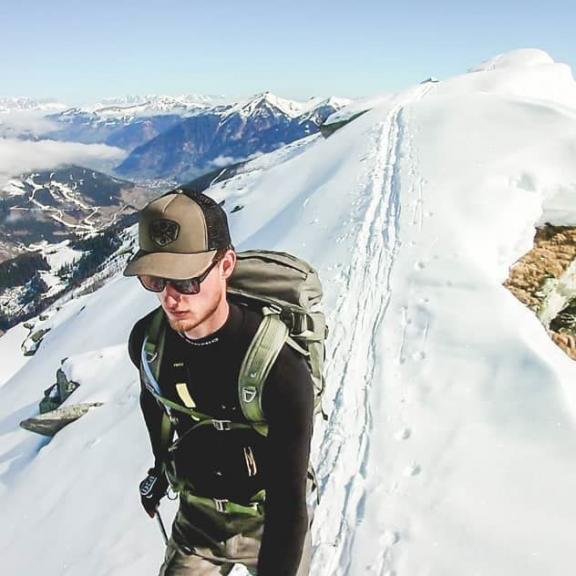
[163,283,182,307]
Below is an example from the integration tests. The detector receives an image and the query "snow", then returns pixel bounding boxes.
[538,257,576,328]
[0,97,67,114]
[471,48,556,71]
[84,94,231,118]
[298,96,354,115]
[323,91,397,127]
[0,324,31,389]
[36,241,84,298]
[1,178,26,196]
[2,49,576,575]
[223,92,351,120]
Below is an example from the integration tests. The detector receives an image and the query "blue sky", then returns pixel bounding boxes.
[1,0,574,103]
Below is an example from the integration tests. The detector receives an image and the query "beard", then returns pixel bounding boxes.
[165,291,223,335]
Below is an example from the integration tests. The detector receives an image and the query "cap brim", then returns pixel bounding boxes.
[123,250,217,279]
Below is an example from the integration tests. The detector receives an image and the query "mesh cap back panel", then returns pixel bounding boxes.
[183,190,231,250]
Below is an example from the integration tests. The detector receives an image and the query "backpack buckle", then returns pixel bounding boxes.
[213,498,229,512]
[263,304,282,316]
[212,419,232,431]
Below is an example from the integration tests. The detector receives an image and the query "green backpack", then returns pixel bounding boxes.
[140,250,328,449]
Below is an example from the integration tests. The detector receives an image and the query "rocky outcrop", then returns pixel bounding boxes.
[550,332,576,361]
[20,362,103,436]
[40,368,79,413]
[20,403,103,436]
[505,224,576,360]
[21,327,51,355]
[320,110,369,138]
[116,93,347,182]
[504,224,576,310]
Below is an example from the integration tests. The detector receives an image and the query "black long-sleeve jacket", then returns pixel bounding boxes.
[128,300,314,576]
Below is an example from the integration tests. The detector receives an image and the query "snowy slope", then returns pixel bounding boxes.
[2,49,576,576]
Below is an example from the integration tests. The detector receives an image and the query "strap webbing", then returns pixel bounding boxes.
[180,489,266,517]
[238,308,288,437]
[141,309,257,464]
[145,309,165,384]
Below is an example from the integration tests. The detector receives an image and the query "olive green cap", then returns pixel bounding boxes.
[123,190,231,280]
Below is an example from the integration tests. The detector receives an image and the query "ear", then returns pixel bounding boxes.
[220,249,237,280]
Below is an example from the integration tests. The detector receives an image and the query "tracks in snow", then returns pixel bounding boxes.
[312,104,405,575]
[311,85,432,575]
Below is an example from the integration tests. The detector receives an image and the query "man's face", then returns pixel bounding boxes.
[157,250,236,333]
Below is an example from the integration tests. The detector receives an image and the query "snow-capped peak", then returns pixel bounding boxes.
[222,91,302,119]
[300,96,353,113]
[0,97,68,114]
[83,94,230,119]
[223,92,350,120]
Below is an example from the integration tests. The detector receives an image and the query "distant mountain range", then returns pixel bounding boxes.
[0,97,68,113]
[2,92,351,183]
[43,94,229,151]
[115,92,349,181]
[0,164,162,330]
[37,92,350,182]
[0,166,157,261]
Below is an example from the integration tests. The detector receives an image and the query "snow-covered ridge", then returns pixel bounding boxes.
[459,48,576,109]
[471,48,556,72]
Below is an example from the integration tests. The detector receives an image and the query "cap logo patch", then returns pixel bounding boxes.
[150,219,180,247]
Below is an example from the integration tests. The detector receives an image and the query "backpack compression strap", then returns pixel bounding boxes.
[238,307,289,437]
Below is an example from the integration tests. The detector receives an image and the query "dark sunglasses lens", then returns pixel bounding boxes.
[137,259,218,294]
[138,275,165,292]
[171,278,200,294]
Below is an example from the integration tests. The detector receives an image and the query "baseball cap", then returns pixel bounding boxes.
[123,190,231,280]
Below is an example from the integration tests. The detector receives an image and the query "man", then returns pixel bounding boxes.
[124,189,314,576]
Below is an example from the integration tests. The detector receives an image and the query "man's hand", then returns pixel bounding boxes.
[139,467,169,518]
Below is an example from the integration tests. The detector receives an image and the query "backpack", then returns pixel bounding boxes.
[140,250,328,449]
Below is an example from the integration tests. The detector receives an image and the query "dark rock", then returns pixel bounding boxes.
[20,403,104,436]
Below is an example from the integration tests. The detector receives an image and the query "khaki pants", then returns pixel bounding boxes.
[159,528,312,576]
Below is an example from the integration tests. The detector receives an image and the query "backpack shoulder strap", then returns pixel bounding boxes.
[238,307,289,437]
[140,308,226,422]
[144,307,166,382]
[140,308,174,464]
[141,308,256,467]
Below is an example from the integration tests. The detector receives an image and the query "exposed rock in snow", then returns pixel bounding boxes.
[20,403,104,436]
[505,224,576,359]
[504,224,576,311]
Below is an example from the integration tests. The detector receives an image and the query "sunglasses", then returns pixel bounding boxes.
[138,259,220,295]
